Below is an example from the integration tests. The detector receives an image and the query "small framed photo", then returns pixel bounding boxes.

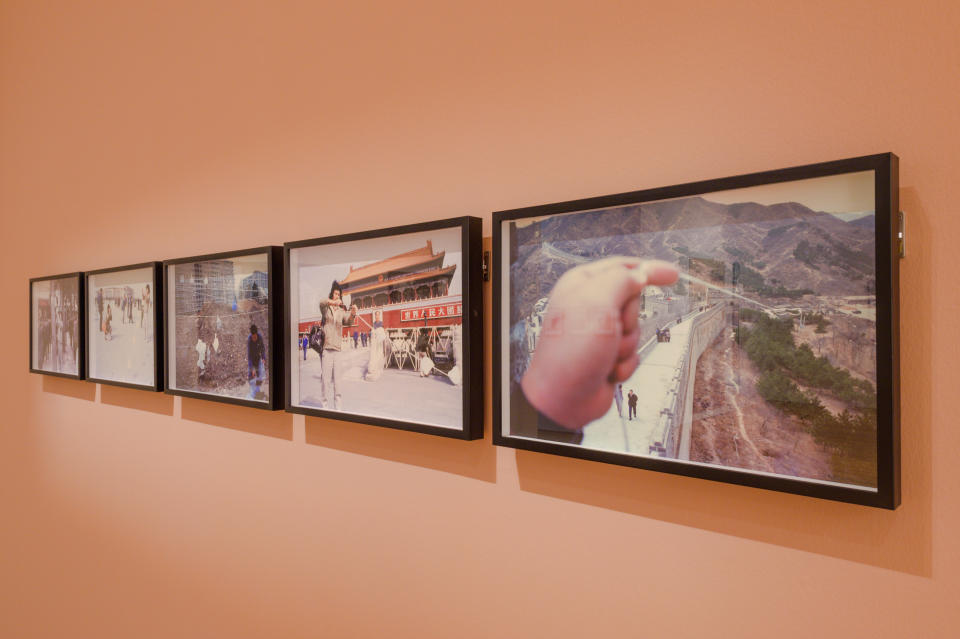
[30,272,85,379]
[163,247,283,409]
[285,217,483,439]
[493,154,900,508]
[85,262,163,391]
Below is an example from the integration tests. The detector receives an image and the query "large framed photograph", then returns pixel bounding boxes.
[285,217,483,439]
[85,262,162,390]
[163,247,283,409]
[30,272,85,379]
[493,154,900,508]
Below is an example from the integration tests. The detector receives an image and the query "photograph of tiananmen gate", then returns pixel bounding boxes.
[289,228,465,429]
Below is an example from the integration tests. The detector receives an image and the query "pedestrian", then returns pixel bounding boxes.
[352,330,359,349]
[301,333,309,360]
[614,383,624,417]
[308,324,324,361]
[318,280,358,410]
[140,285,149,329]
[104,305,113,341]
[628,389,638,420]
[247,323,267,400]
[96,289,103,332]
[365,310,389,381]
[195,337,207,379]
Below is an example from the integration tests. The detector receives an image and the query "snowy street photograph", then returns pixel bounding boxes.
[87,265,156,387]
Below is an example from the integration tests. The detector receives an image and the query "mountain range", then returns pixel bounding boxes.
[510,196,876,323]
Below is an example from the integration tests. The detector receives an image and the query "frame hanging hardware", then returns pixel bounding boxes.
[898,211,905,258]
[482,251,490,281]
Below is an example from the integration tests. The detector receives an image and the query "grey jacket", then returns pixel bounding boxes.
[319,300,356,351]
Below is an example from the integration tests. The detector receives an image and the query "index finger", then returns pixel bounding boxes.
[611,259,679,307]
[637,260,680,287]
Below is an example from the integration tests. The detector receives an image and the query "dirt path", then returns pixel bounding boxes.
[692,343,721,463]
[720,347,774,472]
[689,331,833,482]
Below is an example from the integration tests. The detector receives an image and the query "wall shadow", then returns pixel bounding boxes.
[513,186,931,577]
[100,385,175,416]
[180,398,294,440]
[516,443,926,576]
[41,375,96,401]
[305,416,496,482]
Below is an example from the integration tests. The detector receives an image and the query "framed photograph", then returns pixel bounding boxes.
[493,154,900,508]
[30,272,85,379]
[285,217,483,439]
[85,262,163,391]
[163,247,283,410]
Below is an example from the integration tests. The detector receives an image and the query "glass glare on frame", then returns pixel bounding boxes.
[167,253,272,403]
[32,276,81,376]
[500,170,880,491]
[288,227,466,429]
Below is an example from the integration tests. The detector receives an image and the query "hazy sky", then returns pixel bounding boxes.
[700,170,874,214]
[88,266,153,290]
[513,170,875,228]
[168,253,270,298]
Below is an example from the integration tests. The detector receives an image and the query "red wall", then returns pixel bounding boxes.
[2,2,958,637]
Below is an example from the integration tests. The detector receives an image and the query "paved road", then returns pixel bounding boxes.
[295,347,463,429]
[581,316,694,455]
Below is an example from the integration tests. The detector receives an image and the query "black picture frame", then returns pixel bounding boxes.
[284,216,483,440]
[492,153,900,509]
[84,262,164,392]
[29,271,85,380]
[162,246,284,410]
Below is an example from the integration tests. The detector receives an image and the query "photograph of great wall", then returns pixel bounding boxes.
[506,172,879,489]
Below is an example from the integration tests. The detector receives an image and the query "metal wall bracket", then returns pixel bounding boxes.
[898,211,905,258]
[482,250,490,281]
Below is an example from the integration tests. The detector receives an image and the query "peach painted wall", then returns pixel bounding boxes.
[2,1,958,637]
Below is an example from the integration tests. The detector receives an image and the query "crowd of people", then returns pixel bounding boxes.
[94,285,152,342]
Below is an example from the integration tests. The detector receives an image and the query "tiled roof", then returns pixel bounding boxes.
[345,264,456,296]
[340,241,442,285]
